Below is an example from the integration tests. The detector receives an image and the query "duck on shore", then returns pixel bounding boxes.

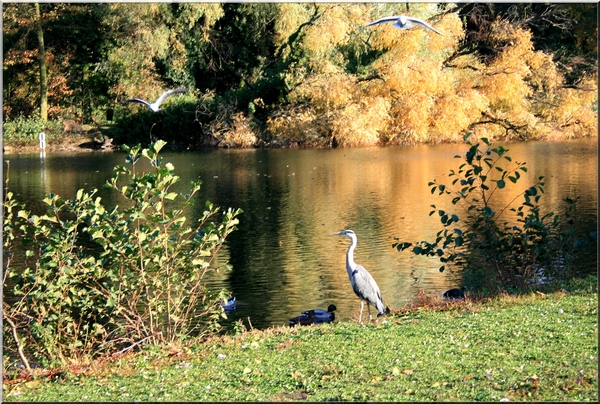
[443,288,465,300]
[288,304,337,326]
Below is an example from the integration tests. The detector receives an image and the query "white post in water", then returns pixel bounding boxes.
[39,132,46,150]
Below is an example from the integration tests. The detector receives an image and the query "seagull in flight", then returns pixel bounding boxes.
[120,87,186,112]
[366,15,443,36]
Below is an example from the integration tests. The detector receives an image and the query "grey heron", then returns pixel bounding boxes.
[331,230,389,322]
[288,304,337,326]
[366,15,443,36]
[120,87,186,112]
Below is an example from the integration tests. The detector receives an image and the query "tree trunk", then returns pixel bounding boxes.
[34,3,48,125]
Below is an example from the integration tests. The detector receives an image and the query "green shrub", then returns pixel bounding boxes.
[3,114,65,146]
[3,141,242,368]
[109,94,207,148]
[394,134,580,291]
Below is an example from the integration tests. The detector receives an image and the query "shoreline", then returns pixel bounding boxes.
[3,275,597,401]
[4,132,597,156]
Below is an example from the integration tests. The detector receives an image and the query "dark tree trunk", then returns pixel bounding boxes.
[34,3,48,124]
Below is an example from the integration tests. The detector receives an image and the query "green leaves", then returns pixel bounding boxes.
[393,241,412,252]
[3,141,242,366]
[394,135,566,291]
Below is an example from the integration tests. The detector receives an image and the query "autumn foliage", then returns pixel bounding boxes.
[268,4,597,146]
[3,3,597,147]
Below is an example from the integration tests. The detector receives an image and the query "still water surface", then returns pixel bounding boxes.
[4,139,597,329]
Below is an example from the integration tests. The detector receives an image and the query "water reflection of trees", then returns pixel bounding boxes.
[4,140,597,327]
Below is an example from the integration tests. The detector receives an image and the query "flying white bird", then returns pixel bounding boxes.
[366,15,443,36]
[120,87,187,112]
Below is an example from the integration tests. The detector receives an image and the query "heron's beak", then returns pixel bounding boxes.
[330,231,343,236]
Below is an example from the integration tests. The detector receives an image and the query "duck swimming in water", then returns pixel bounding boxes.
[221,296,236,312]
[288,304,337,326]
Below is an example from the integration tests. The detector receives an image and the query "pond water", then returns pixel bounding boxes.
[3,138,597,329]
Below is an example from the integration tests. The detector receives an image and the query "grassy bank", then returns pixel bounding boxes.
[3,276,597,402]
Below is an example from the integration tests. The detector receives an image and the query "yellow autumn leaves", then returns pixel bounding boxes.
[266,4,597,146]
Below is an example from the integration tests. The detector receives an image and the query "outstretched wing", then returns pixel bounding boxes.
[120,98,152,110]
[366,15,443,36]
[365,15,402,27]
[405,17,443,36]
[153,87,187,108]
[120,98,152,109]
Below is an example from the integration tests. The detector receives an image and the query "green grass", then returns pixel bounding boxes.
[4,278,597,401]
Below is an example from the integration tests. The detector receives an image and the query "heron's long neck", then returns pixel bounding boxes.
[345,235,358,275]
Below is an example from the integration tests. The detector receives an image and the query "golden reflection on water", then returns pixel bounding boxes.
[4,139,597,328]
[195,140,597,327]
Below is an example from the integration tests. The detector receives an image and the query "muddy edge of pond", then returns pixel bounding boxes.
[4,133,596,155]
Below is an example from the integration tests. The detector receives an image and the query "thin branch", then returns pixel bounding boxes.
[116,333,157,355]
[561,84,596,91]
[356,73,383,83]
[3,312,32,373]
[473,111,528,139]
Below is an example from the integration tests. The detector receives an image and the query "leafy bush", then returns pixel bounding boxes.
[109,93,207,148]
[3,141,242,368]
[217,112,259,148]
[2,114,63,146]
[394,134,579,291]
[110,92,265,149]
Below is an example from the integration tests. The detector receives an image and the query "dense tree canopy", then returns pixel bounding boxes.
[2,2,597,148]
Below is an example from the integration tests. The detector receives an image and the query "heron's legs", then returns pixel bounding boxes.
[359,301,364,323]
[358,301,375,323]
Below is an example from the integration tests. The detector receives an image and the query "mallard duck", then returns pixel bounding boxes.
[288,304,336,326]
[120,87,186,112]
[443,288,464,300]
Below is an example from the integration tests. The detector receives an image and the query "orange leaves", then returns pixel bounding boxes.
[304,6,351,52]
[387,93,435,142]
[277,3,597,145]
[430,90,487,142]
[273,74,391,146]
[479,22,537,112]
[371,32,485,143]
[274,3,595,145]
[294,74,355,111]
[540,73,598,139]
[481,25,539,120]
[470,19,598,140]
[434,13,466,53]
[300,4,374,75]
[221,113,259,148]
[331,97,390,146]
[274,4,596,145]
[266,104,326,145]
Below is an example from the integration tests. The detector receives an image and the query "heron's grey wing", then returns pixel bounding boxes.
[366,15,403,27]
[120,98,151,108]
[405,17,443,36]
[153,87,187,107]
[351,265,385,312]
